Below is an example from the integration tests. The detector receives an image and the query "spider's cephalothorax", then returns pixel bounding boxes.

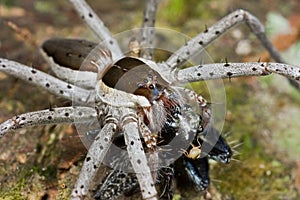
[0,0,300,199]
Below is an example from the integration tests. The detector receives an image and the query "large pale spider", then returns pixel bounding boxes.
[1,0,300,199]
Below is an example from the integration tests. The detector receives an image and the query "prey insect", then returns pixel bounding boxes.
[0,0,300,199]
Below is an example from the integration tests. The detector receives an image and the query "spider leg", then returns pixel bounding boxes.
[0,106,96,138]
[68,0,123,60]
[41,50,96,90]
[177,87,211,131]
[122,114,158,200]
[165,9,284,68]
[138,114,158,150]
[95,78,151,108]
[175,61,300,83]
[71,122,117,199]
[41,40,125,90]
[163,9,300,89]
[140,0,159,60]
[138,114,160,183]
[0,58,95,103]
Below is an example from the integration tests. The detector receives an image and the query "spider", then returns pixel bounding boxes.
[181,138,202,160]
[0,0,300,200]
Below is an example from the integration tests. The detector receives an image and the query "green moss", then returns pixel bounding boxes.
[212,150,296,200]
[158,0,220,26]
[260,75,300,103]
[0,167,32,199]
[207,79,299,199]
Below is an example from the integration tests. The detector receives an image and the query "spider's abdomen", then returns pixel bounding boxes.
[42,38,97,70]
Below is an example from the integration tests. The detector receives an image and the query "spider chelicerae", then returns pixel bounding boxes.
[0,0,300,200]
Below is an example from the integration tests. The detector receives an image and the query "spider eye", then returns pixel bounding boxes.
[137,83,144,88]
[149,84,154,89]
